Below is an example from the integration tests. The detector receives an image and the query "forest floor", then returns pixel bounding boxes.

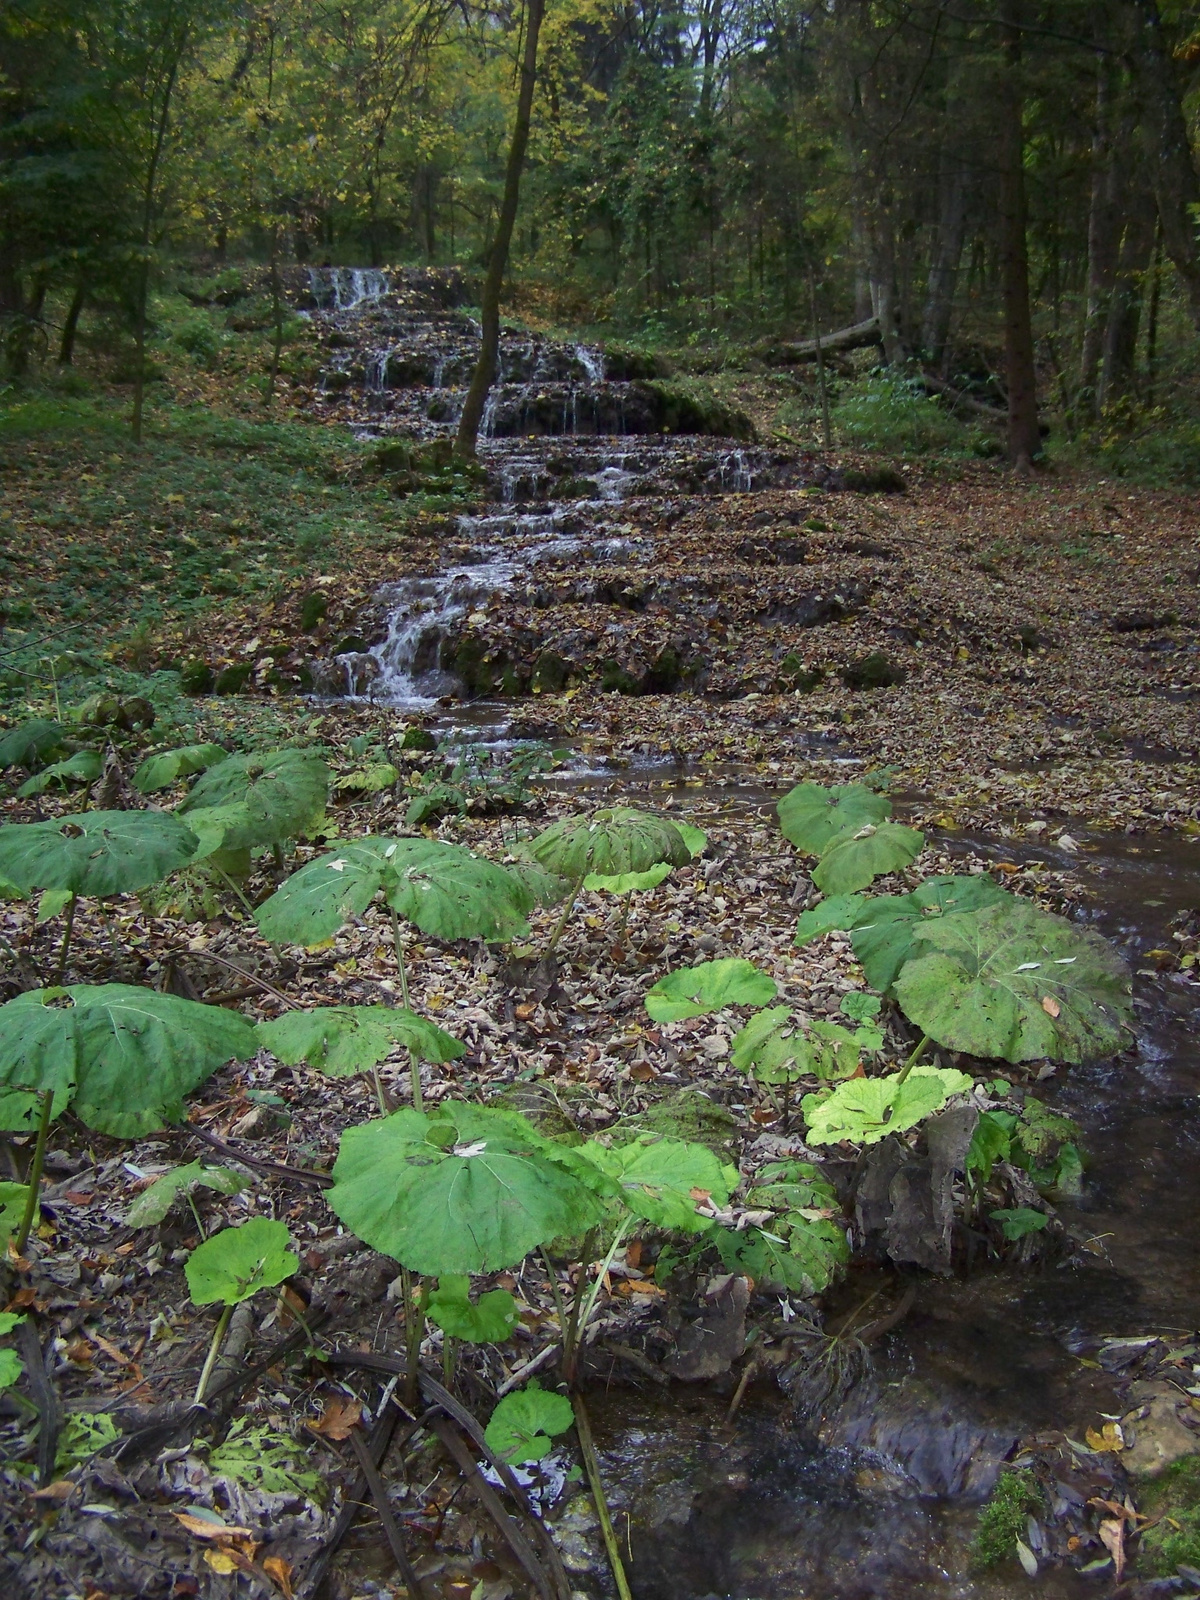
[1,303,1199,1600]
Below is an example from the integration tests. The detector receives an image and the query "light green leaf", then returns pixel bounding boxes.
[0,810,199,897]
[0,1349,24,1390]
[529,807,692,880]
[335,763,399,793]
[126,1162,250,1227]
[850,875,1011,991]
[777,782,891,854]
[484,1384,574,1465]
[0,1182,34,1247]
[966,1110,1016,1182]
[840,992,882,1023]
[36,887,74,924]
[583,862,673,895]
[794,893,869,947]
[0,983,258,1137]
[803,1065,974,1146]
[676,823,708,857]
[571,1134,736,1232]
[328,1101,602,1274]
[991,1207,1049,1241]
[258,1006,464,1076]
[179,748,329,850]
[0,1310,26,1335]
[503,856,571,907]
[812,822,925,895]
[185,1217,298,1307]
[133,744,228,794]
[208,1417,324,1499]
[55,1411,119,1472]
[644,958,777,1023]
[425,1276,520,1343]
[17,750,103,797]
[893,899,1133,1063]
[0,1084,70,1132]
[731,1006,812,1085]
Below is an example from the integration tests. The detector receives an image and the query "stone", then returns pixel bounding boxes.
[1122,1381,1200,1477]
[213,662,253,694]
[663,1274,750,1380]
[179,659,214,695]
[400,725,437,752]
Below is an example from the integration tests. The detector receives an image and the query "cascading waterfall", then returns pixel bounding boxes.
[307,266,390,310]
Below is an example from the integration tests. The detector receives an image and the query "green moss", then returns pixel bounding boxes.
[617,1090,740,1163]
[1138,1455,1200,1575]
[972,1469,1045,1570]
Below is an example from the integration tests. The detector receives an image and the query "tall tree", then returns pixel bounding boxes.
[997,0,1040,467]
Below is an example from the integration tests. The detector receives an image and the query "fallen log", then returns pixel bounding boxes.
[919,372,1006,421]
[761,317,883,365]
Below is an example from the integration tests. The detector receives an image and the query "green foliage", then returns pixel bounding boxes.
[336,762,399,793]
[185,1217,298,1307]
[529,806,692,880]
[893,899,1133,1063]
[1138,1456,1200,1576]
[133,743,228,793]
[847,876,1009,991]
[0,809,199,897]
[328,1101,603,1274]
[777,783,891,854]
[126,1161,249,1227]
[832,374,970,455]
[0,719,66,770]
[16,750,102,796]
[179,747,329,851]
[644,958,777,1022]
[990,1207,1049,1240]
[811,822,925,895]
[0,983,258,1136]
[258,1005,465,1076]
[0,1311,25,1391]
[55,1411,120,1473]
[425,1276,520,1343]
[967,1104,1083,1195]
[484,1383,574,1465]
[568,1133,737,1231]
[716,1160,848,1293]
[733,1004,883,1087]
[0,1184,34,1247]
[803,1065,973,1146]
[256,837,534,946]
[583,862,673,895]
[971,1468,1046,1570]
[207,1416,324,1499]
[794,893,870,947]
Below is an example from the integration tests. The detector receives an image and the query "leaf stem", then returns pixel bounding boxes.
[573,1392,633,1600]
[401,1267,422,1409]
[562,1227,598,1386]
[371,1065,393,1117]
[15,1089,53,1255]
[442,1333,456,1388]
[546,875,584,954]
[895,1032,932,1085]
[193,1302,233,1406]
[389,908,421,1110]
[575,1218,633,1354]
[53,893,76,985]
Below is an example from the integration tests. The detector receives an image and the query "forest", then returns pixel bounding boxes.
[1,1,1200,1599]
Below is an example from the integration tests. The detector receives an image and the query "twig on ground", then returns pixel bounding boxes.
[349,1422,431,1600]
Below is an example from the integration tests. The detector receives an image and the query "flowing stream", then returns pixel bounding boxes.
[298,270,1200,1596]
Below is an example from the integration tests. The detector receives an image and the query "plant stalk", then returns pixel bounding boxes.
[371,1065,393,1117]
[895,1032,932,1085]
[573,1392,633,1600]
[390,908,422,1110]
[546,875,584,954]
[53,893,77,984]
[193,1303,233,1406]
[14,1089,53,1255]
[401,1268,422,1409]
[442,1333,456,1388]
[562,1227,598,1385]
[576,1217,633,1342]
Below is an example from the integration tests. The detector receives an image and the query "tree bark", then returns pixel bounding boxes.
[997,0,1040,469]
[1099,187,1156,408]
[59,283,87,365]
[760,316,882,364]
[454,0,546,461]
[1078,55,1122,409]
[920,148,968,372]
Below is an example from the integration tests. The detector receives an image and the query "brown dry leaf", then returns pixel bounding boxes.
[306,1395,362,1440]
[204,1550,240,1576]
[1099,1517,1126,1579]
[173,1511,254,1540]
[629,1062,658,1082]
[263,1555,295,1596]
[90,1333,130,1366]
[1041,995,1061,1018]
[1085,1421,1125,1453]
[29,1480,77,1501]
[514,1002,537,1020]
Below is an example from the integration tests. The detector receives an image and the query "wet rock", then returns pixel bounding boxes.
[531,650,570,693]
[601,659,641,694]
[400,725,438,751]
[663,1274,750,1380]
[841,651,907,690]
[757,589,861,628]
[333,633,369,656]
[1121,1380,1200,1477]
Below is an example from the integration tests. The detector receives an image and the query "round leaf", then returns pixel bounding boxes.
[644,958,777,1023]
[484,1385,575,1466]
[179,748,329,848]
[425,1277,519,1343]
[0,810,200,897]
[0,983,258,1137]
[717,1217,848,1295]
[255,839,397,944]
[258,1006,465,1076]
[0,1182,36,1247]
[328,1101,602,1274]
[812,822,925,896]
[777,782,891,854]
[803,1065,974,1146]
[583,862,673,895]
[185,1218,298,1307]
[334,763,399,793]
[893,899,1133,1063]
[571,1133,736,1231]
[529,807,691,880]
[794,893,869,947]
[850,875,1011,990]
[385,839,534,942]
[126,1162,249,1228]
[133,744,228,794]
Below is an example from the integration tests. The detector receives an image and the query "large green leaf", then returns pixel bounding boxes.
[528,807,692,880]
[570,1134,736,1232]
[328,1101,602,1274]
[893,899,1133,1063]
[386,839,533,942]
[425,1276,519,1343]
[803,1065,974,1146]
[716,1218,848,1295]
[849,875,1010,991]
[127,1161,249,1227]
[17,751,103,797]
[255,838,397,944]
[644,958,777,1023]
[777,782,891,854]
[258,1006,464,1076]
[0,984,258,1137]
[0,810,199,897]
[484,1384,575,1466]
[0,719,65,770]
[0,1184,35,1248]
[794,893,869,947]
[0,1084,70,1132]
[812,822,925,895]
[179,747,329,849]
[583,862,673,895]
[185,1218,298,1307]
[133,744,228,794]
[731,1006,810,1084]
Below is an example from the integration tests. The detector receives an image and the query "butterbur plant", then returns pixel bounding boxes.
[583,821,707,949]
[777,780,924,894]
[257,1003,465,1114]
[185,1217,299,1404]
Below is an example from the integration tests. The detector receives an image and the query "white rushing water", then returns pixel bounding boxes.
[307,266,390,310]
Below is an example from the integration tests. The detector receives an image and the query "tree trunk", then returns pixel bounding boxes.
[997,0,1040,469]
[1078,56,1122,410]
[1127,0,1200,330]
[1099,188,1156,408]
[59,283,87,365]
[920,149,967,372]
[454,0,546,460]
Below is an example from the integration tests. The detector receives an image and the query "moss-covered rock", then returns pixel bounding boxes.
[214,662,253,694]
[777,653,825,692]
[971,1468,1045,1570]
[531,650,570,694]
[1139,1456,1200,1575]
[400,725,437,752]
[600,659,641,695]
[841,652,907,690]
[180,659,214,695]
[840,465,906,494]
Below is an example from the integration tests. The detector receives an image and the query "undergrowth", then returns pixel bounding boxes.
[972,1468,1046,1569]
